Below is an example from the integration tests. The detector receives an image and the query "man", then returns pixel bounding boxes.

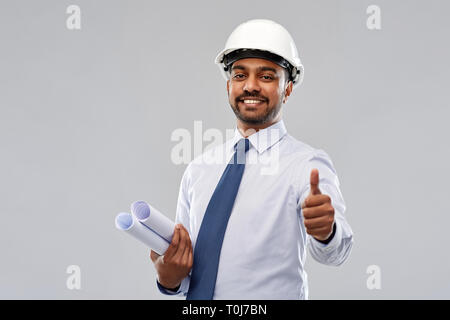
[150,19,353,299]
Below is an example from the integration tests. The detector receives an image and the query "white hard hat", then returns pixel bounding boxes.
[215,19,304,89]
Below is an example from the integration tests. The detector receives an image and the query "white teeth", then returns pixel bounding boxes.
[243,100,263,104]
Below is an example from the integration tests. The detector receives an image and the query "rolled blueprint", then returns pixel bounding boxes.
[131,200,175,243]
[115,212,169,255]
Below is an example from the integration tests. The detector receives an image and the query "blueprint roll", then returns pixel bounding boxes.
[131,200,175,243]
[115,212,169,255]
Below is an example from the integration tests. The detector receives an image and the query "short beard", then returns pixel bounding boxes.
[230,94,284,125]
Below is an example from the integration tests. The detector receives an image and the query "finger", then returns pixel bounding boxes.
[188,245,193,267]
[188,227,193,257]
[173,225,188,261]
[180,224,192,249]
[310,168,321,195]
[177,224,191,259]
[181,233,192,267]
[164,225,181,259]
[303,215,329,230]
[150,249,160,263]
[302,194,331,209]
[185,226,193,268]
[180,224,192,252]
[302,203,334,219]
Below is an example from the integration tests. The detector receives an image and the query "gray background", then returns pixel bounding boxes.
[0,0,449,299]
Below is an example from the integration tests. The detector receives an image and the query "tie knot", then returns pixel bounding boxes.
[234,138,250,153]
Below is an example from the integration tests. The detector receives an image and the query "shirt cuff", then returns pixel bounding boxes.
[315,222,336,245]
[156,280,181,295]
[310,220,342,251]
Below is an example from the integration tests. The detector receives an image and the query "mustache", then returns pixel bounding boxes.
[236,93,268,102]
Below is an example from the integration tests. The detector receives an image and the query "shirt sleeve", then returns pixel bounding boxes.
[297,148,354,266]
[156,277,190,296]
[156,164,192,297]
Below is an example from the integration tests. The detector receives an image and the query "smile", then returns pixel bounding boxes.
[239,99,266,107]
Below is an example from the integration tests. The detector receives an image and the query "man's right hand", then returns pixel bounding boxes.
[150,223,193,290]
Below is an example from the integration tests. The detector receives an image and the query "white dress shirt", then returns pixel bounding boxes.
[157,119,353,299]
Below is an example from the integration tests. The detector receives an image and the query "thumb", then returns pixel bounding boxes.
[310,168,321,195]
[150,249,160,263]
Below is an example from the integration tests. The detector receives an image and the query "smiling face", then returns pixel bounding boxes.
[226,58,293,129]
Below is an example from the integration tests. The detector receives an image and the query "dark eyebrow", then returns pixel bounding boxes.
[258,66,277,73]
[231,65,246,71]
[231,65,278,73]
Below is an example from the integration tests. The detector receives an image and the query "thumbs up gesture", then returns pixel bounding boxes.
[301,169,335,242]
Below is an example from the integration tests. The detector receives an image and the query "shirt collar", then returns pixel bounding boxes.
[228,119,288,155]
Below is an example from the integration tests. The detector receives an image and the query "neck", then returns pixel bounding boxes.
[237,115,282,138]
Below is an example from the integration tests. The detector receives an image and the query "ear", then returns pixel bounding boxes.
[283,81,293,103]
[227,80,229,94]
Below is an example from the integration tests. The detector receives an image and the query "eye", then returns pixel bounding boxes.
[233,74,245,79]
[261,75,274,80]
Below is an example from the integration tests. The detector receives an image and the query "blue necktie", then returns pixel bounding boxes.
[187,138,250,300]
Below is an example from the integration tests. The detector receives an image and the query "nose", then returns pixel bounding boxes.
[243,73,261,93]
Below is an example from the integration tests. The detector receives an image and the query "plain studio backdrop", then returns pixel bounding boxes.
[0,0,449,299]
